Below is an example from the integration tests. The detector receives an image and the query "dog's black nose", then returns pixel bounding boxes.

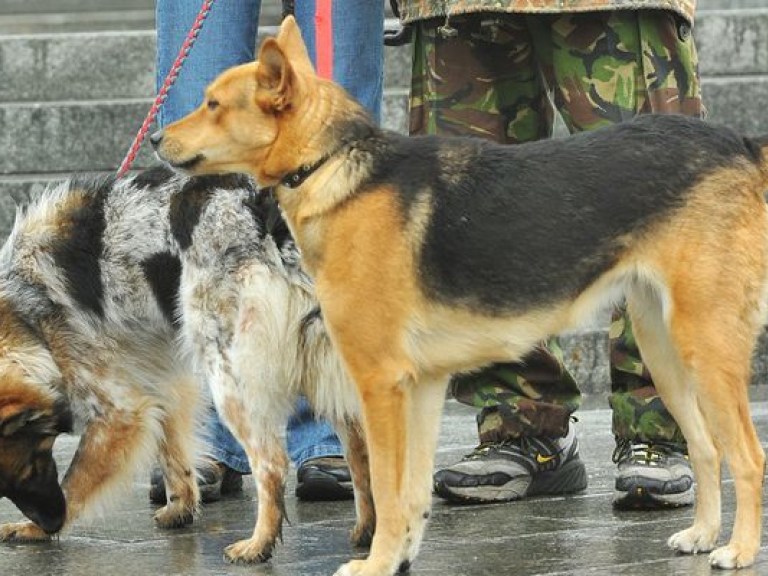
[149,130,164,148]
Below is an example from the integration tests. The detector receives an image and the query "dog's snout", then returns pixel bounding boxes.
[149,130,164,149]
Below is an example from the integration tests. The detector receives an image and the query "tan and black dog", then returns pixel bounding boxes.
[154,16,768,575]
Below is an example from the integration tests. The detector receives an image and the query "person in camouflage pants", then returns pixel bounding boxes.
[399,1,702,508]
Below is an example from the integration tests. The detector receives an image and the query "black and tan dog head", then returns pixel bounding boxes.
[0,378,72,534]
[152,15,367,187]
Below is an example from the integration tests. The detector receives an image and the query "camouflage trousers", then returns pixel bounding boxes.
[410,10,703,445]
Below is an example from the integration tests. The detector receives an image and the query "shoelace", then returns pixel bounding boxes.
[612,439,687,465]
[464,435,567,462]
[463,436,532,461]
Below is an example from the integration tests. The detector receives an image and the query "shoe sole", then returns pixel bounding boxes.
[613,485,694,510]
[434,458,588,504]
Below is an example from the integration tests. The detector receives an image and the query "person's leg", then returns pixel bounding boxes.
[294,0,384,122]
[410,14,586,503]
[150,0,261,504]
[410,14,552,142]
[286,0,384,501]
[286,398,353,501]
[156,0,261,126]
[541,8,703,508]
[205,408,252,473]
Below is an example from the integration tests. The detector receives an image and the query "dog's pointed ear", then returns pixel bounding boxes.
[275,15,315,75]
[255,38,295,112]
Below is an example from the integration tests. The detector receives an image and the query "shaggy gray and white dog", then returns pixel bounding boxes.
[0,166,372,562]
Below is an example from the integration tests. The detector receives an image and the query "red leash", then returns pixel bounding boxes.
[117,0,215,178]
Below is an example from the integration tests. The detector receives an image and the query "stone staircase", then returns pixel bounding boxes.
[1,2,767,396]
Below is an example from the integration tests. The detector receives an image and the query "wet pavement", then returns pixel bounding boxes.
[2,401,768,576]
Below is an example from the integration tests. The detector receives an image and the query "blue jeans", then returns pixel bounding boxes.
[155,0,383,473]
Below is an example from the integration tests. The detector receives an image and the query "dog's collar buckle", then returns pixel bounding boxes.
[281,161,324,189]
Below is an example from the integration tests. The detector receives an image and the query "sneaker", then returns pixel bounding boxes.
[612,440,694,509]
[295,456,354,501]
[433,423,587,503]
[149,460,243,504]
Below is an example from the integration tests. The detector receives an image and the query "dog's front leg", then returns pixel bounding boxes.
[334,370,412,576]
[400,377,448,570]
[63,411,161,522]
[2,410,157,541]
[0,521,49,542]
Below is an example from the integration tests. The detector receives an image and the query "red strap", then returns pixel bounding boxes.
[117,0,215,177]
[314,0,333,80]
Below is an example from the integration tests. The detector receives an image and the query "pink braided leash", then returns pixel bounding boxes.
[117,0,215,177]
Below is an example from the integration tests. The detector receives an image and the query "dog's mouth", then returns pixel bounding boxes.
[170,154,205,171]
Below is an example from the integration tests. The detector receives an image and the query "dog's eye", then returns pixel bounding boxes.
[207,99,220,111]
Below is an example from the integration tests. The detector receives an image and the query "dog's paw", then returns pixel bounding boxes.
[223,537,274,564]
[153,504,194,529]
[709,543,758,569]
[333,559,368,576]
[334,558,400,576]
[0,521,51,542]
[668,526,718,555]
[350,521,374,548]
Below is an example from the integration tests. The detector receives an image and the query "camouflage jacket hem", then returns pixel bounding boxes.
[397,1,696,26]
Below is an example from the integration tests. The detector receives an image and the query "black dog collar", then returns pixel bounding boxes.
[278,126,376,190]
[280,157,328,189]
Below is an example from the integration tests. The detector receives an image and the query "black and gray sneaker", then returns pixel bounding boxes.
[433,423,587,503]
[612,440,694,509]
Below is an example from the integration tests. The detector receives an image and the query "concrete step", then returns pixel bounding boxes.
[703,75,768,134]
[695,8,768,76]
[701,0,768,7]
[0,32,156,103]
[0,99,155,175]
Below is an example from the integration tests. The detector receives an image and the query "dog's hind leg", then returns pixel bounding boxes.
[336,420,376,548]
[627,286,722,554]
[220,424,289,564]
[400,376,449,571]
[670,307,764,569]
[153,376,200,529]
[209,362,289,563]
[628,276,765,569]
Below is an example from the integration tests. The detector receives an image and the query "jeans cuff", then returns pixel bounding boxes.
[208,446,252,475]
[293,443,344,469]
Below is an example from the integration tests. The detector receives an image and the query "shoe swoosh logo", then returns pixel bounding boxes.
[536,453,557,464]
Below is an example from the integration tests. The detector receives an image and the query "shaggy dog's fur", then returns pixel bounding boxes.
[0,167,372,562]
